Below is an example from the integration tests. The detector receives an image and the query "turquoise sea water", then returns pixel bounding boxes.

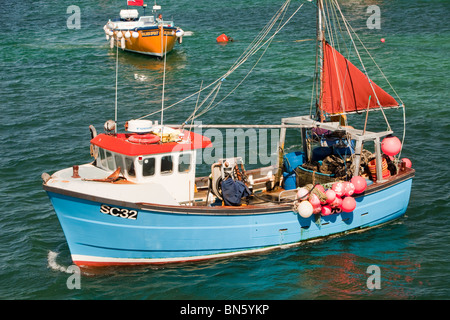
[0,0,449,302]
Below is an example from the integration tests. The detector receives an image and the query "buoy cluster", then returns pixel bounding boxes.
[294,176,367,218]
[103,24,139,50]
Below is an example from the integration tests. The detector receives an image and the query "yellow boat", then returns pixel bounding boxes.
[103,2,184,58]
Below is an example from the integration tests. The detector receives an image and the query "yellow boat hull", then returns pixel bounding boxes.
[113,26,178,57]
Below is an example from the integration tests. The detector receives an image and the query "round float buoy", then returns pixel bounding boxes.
[330,196,342,209]
[315,184,325,193]
[298,201,313,218]
[343,182,355,196]
[296,187,309,200]
[128,134,160,144]
[341,197,356,212]
[216,33,229,43]
[401,158,412,168]
[381,135,402,156]
[325,189,336,204]
[308,193,321,208]
[321,205,332,216]
[380,38,386,43]
[332,182,345,197]
[350,176,367,194]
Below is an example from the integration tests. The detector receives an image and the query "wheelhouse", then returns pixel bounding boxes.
[89,120,212,204]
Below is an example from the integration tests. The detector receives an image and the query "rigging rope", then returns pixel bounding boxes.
[136,0,307,123]
[332,0,392,131]
[185,1,307,123]
[329,0,406,157]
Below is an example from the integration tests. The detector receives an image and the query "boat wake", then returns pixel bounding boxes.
[47,251,71,273]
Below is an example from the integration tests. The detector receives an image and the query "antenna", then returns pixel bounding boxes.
[114,39,119,133]
[161,23,167,135]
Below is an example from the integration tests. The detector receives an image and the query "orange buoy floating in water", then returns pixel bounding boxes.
[216,33,232,43]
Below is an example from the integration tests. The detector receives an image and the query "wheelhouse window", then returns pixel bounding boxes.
[178,153,191,173]
[99,148,107,168]
[114,154,124,173]
[143,157,155,176]
[161,155,173,174]
[105,151,115,170]
[125,157,135,177]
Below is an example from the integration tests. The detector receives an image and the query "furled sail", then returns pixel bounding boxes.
[321,42,398,115]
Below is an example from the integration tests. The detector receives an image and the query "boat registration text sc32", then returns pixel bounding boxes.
[100,204,138,220]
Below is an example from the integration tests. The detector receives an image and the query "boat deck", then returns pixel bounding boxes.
[189,166,415,208]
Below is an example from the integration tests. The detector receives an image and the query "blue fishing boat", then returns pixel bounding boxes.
[42,0,414,267]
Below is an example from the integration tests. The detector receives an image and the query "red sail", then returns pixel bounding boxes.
[127,0,144,6]
[321,42,398,115]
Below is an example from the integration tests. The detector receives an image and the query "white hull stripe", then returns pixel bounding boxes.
[71,244,298,265]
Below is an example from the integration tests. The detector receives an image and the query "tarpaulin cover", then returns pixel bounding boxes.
[221,178,251,206]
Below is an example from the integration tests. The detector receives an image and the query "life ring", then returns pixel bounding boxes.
[128,134,160,144]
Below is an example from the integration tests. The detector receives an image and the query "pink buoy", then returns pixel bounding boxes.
[343,182,355,196]
[315,184,325,193]
[308,193,321,208]
[325,189,336,204]
[296,187,309,200]
[381,135,402,156]
[298,201,313,218]
[401,158,412,168]
[312,204,322,214]
[330,196,342,209]
[332,182,345,197]
[380,38,385,43]
[341,197,356,212]
[321,205,332,216]
[350,176,367,194]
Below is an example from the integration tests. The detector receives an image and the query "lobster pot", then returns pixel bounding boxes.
[295,166,338,187]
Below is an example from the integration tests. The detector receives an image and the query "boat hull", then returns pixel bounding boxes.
[44,172,413,267]
[113,26,177,57]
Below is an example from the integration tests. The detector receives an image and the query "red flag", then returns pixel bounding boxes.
[127,0,144,6]
[321,42,398,115]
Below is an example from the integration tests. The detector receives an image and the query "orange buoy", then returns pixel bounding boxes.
[216,33,229,43]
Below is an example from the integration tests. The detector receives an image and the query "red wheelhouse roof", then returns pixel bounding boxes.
[91,130,212,156]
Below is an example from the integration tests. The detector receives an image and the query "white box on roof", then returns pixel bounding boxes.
[120,9,139,20]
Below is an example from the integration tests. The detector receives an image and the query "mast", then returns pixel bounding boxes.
[316,0,325,121]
